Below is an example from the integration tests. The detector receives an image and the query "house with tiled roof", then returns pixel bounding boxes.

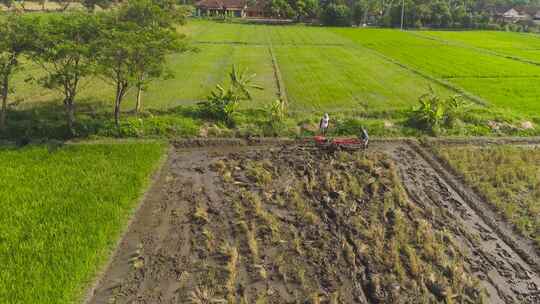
[535,11,540,23]
[195,0,247,17]
[195,0,269,18]
[496,6,540,23]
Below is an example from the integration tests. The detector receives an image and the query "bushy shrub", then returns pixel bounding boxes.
[198,86,240,127]
[321,4,351,26]
[445,95,470,128]
[261,99,289,136]
[236,123,264,138]
[334,117,364,135]
[409,90,445,134]
[408,89,469,135]
[198,65,262,127]
[268,99,287,123]
[96,115,200,138]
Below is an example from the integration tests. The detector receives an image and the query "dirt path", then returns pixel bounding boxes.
[86,146,236,304]
[86,141,540,304]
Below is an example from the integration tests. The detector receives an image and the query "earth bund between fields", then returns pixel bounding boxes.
[87,140,540,304]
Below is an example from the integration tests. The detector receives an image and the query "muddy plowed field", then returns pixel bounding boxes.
[87,141,540,304]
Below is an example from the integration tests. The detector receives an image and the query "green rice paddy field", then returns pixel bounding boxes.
[0,142,166,304]
[13,20,540,116]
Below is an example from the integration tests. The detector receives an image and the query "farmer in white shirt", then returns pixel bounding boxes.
[319,113,330,135]
[360,127,369,149]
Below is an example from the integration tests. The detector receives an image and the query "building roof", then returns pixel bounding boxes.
[195,0,246,9]
[503,8,520,17]
[495,6,540,19]
[495,6,540,16]
[511,6,540,16]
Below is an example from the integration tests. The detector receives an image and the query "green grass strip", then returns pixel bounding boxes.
[410,31,540,68]
[0,142,167,304]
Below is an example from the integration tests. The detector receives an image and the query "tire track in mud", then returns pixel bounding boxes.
[86,149,221,303]
[418,140,540,269]
[387,142,540,303]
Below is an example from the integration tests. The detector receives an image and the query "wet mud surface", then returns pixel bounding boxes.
[87,142,540,304]
[388,142,540,303]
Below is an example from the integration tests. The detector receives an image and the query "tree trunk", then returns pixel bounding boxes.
[65,99,75,136]
[0,75,8,131]
[363,5,369,25]
[114,82,126,128]
[114,95,121,128]
[135,84,143,114]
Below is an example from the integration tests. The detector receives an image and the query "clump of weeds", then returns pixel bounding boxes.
[218,242,239,301]
[193,206,210,224]
[437,145,540,250]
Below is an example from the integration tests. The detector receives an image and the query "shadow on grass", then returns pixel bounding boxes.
[0,100,204,142]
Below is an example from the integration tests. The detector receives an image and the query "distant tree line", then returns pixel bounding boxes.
[0,0,190,135]
[263,0,540,28]
[0,0,113,11]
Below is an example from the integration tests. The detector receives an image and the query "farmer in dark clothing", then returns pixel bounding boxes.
[360,127,369,149]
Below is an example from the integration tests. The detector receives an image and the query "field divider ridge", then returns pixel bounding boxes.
[442,75,540,79]
[343,38,490,106]
[194,40,347,47]
[265,28,289,105]
[423,136,540,146]
[409,31,540,68]
[195,40,267,46]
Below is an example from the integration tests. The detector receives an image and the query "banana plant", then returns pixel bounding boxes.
[200,65,263,127]
[411,87,444,133]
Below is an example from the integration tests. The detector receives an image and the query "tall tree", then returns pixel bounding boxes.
[321,3,352,25]
[95,0,187,125]
[131,28,186,113]
[29,13,100,135]
[0,14,34,131]
[115,0,189,113]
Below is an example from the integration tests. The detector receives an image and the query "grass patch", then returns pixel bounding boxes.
[451,77,540,115]
[418,30,540,64]
[0,142,166,303]
[333,28,540,115]
[274,44,452,111]
[334,28,540,78]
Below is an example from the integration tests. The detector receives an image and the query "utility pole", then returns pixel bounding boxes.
[400,0,405,30]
